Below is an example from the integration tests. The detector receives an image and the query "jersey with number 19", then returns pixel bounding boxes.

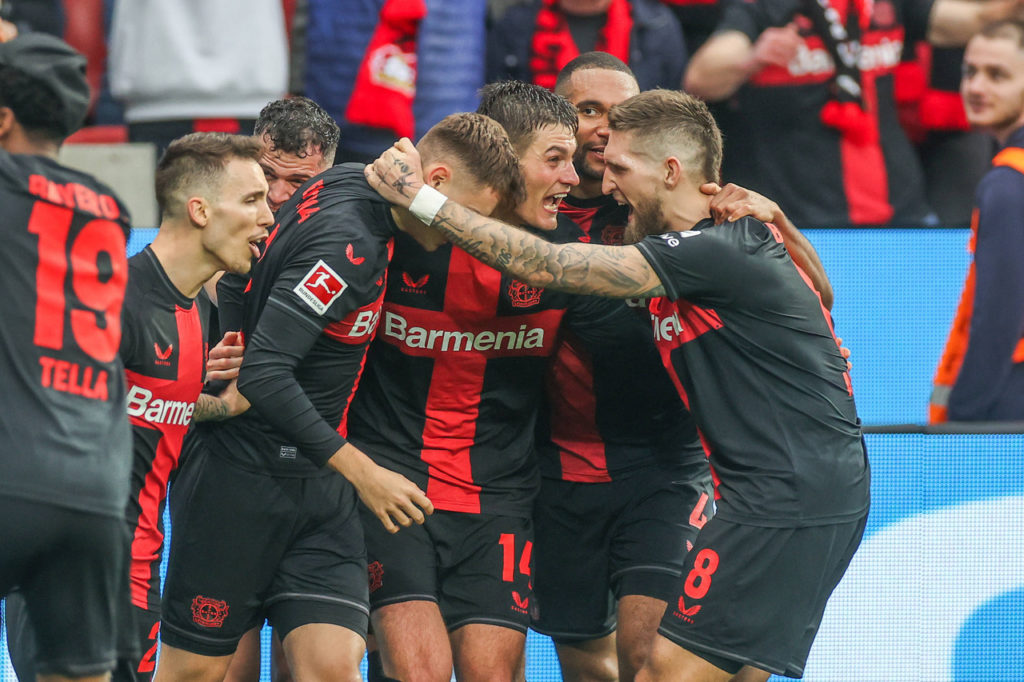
[0,149,132,518]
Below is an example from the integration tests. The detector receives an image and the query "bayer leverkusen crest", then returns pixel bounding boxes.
[508,280,542,308]
[368,44,417,97]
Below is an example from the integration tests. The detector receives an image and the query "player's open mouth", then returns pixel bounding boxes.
[589,146,605,161]
[614,195,634,224]
[249,237,266,258]
[544,193,567,213]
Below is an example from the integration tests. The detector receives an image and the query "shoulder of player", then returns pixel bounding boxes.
[319,163,393,207]
[3,152,132,227]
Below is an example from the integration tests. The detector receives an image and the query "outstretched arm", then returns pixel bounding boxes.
[366,139,665,299]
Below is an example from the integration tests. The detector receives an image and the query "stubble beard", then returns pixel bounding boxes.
[623,195,665,245]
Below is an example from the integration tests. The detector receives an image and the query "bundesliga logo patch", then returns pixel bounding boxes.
[294,260,347,315]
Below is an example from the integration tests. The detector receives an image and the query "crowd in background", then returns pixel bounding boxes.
[4,0,1022,228]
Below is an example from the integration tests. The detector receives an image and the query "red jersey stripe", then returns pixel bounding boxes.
[419,248,497,513]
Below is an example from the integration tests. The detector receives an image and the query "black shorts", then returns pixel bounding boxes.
[658,513,868,677]
[0,497,126,677]
[160,441,369,657]
[531,461,713,641]
[362,508,534,633]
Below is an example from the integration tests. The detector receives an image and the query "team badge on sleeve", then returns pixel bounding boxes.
[294,260,348,315]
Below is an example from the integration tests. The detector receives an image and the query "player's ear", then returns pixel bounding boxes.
[186,196,209,228]
[424,164,451,190]
[0,107,15,143]
[664,156,683,189]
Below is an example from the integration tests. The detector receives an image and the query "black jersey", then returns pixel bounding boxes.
[199,165,396,476]
[636,218,870,526]
[120,247,209,609]
[715,0,934,227]
[538,197,704,481]
[347,231,637,517]
[0,150,132,518]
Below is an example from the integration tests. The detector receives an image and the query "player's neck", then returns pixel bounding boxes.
[0,128,60,159]
[665,187,714,232]
[149,226,218,299]
[390,206,447,251]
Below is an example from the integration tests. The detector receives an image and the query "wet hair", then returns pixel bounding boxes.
[477,80,578,155]
[155,132,263,218]
[0,65,69,144]
[977,19,1024,49]
[418,112,525,210]
[254,96,340,166]
[609,89,722,185]
[554,51,637,96]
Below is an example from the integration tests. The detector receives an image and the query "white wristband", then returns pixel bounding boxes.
[408,185,448,225]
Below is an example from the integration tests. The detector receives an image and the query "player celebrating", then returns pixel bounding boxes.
[366,88,869,681]
[0,34,133,682]
[154,113,522,682]
[346,82,653,682]
[122,132,272,678]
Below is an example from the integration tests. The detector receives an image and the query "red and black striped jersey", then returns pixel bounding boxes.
[537,196,704,482]
[120,247,209,609]
[0,150,132,518]
[347,230,638,517]
[636,218,870,526]
[200,165,396,476]
[716,0,934,227]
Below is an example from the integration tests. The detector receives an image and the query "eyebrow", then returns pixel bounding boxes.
[575,99,604,108]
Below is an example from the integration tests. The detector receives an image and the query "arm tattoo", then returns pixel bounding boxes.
[431,203,665,299]
[193,394,230,422]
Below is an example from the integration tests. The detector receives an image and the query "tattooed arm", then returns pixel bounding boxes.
[193,380,250,422]
[366,139,666,299]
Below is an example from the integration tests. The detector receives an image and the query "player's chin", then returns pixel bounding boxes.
[229,253,255,275]
[533,211,559,231]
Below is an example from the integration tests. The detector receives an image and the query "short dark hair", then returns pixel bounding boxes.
[477,80,578,155]
[155,132,264,218]
[254,96,340,166]
[977,19,1024,48]
[554,51,637,96]
[418,112,525,210]
[609,89,723,185]
[0,65,71,144]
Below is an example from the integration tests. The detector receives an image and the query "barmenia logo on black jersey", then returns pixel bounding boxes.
[382,312,546,352]
[126,385,195,426]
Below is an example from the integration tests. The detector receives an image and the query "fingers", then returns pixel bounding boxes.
[396,137,416,153]
[363,162,380,189]
[377,511,400,535]
[699,182,722,197]
[413,490,435,517]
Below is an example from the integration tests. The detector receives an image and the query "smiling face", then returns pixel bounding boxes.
[259,132,330,213]
[512,123,579,230]
[601,130,666,243]
[561,68,639,192]
[961,33,1024,143]
[202,157,273,274]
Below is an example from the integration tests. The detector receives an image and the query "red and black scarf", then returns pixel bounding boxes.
[529,0,633,89]
[802,0,876,144]
[344,0,426,138]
